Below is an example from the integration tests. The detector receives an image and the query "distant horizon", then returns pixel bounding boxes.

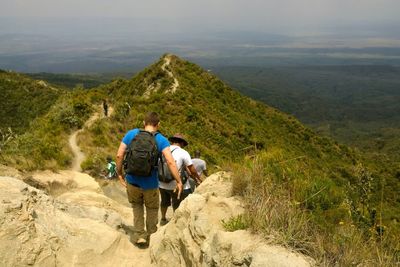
[1,16,400,37]
[1,10,400,73]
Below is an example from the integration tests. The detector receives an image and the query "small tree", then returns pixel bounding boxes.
[355,163,373,216]
[349,163,375,229]
[0,128,16,159]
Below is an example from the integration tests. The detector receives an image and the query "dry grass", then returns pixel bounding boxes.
[228,151,400,266]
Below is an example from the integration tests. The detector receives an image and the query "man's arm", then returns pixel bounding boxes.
[188,164,202,185]
[202,160,208,177]
[162,147,183,199]
[116,142,127,187]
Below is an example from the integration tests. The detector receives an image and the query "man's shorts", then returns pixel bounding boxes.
[159,188,192,210]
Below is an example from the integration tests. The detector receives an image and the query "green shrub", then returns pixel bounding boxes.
[222,215,249,232]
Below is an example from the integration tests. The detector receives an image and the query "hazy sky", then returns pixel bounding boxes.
[1,0,400,34]
[1,0,400,73]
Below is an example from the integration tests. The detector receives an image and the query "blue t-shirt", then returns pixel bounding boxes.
[122,128,170,190]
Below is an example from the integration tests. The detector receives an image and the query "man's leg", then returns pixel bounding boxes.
[159,188,172,225]
[189,178,196,193]
[161,206,168,221]
[172,189,191,211]
[143,188,160,239]
[126,183,146,242]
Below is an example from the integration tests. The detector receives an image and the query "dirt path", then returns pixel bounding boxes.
[162,55,179,93]
[69,130,85,172]
[66,105,154,266]
[68,105,113,172]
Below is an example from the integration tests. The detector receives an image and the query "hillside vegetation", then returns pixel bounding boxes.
[214,65,400,162]
[0,70,62,134]
[2,56,399,265]
[26,72,130,89]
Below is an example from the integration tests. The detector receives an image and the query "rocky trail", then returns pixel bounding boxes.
[0,102,313,266]
[0,169,313,267]
[144,55,179,98]
[161,55,179,93]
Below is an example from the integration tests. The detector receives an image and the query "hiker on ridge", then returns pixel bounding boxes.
[116,112,183,247]
[158,133,202,226]
[103,99,108,117]
[190,150,208,191]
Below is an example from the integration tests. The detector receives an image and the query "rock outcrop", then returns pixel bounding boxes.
[22,170,101,196]
[1,169,313,266]
[0,175,151,267]
[150,172,313,267]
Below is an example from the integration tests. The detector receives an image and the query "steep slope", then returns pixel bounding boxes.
[0,70,62,134]
[2,55,398,264]
[92,54,357,165]
[1,88,100,170]
[78,56,378,207]
[12,54,395,230]
[214,65,400,163]
[82,54,398,264]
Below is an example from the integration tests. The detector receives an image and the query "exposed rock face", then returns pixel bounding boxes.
[23,170,101,196]
[1,169,313,266]
[150,172,312,267]
[0,176,151,267]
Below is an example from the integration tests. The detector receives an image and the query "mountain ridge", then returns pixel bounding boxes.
[1,54,399,265]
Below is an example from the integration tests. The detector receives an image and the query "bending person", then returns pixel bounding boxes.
[159,133,201,226]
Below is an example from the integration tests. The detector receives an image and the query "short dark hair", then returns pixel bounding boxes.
[144,112,160,126]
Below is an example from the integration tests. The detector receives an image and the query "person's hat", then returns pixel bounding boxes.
[168,133,188,147]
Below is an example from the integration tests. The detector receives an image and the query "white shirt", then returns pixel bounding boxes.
[192,158,206,177]
[159,145,193,190]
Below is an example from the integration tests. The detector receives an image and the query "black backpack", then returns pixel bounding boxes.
[124,130,159,176]
[158,147,189,184]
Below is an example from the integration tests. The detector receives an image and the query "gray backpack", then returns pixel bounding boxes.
[158,148,189,184]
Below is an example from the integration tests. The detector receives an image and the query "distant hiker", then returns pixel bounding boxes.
[190,150,208,191]
[192,150,208,178]
[116,112,183,247]
[125,102,131,116]
[103,100,108,117]
[105,156,117,179]
[158,133,202,226]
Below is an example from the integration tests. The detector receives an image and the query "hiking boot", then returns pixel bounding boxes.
[136,237,147,245]
[160,218,169,226]
[133,237,148,248]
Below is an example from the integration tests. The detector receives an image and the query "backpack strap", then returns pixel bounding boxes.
[159,147,178,165]
[171,147,186,174]
[138,129,159,136]
[159,146,179,176]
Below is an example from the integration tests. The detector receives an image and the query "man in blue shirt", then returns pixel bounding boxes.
[116,112,183,247]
